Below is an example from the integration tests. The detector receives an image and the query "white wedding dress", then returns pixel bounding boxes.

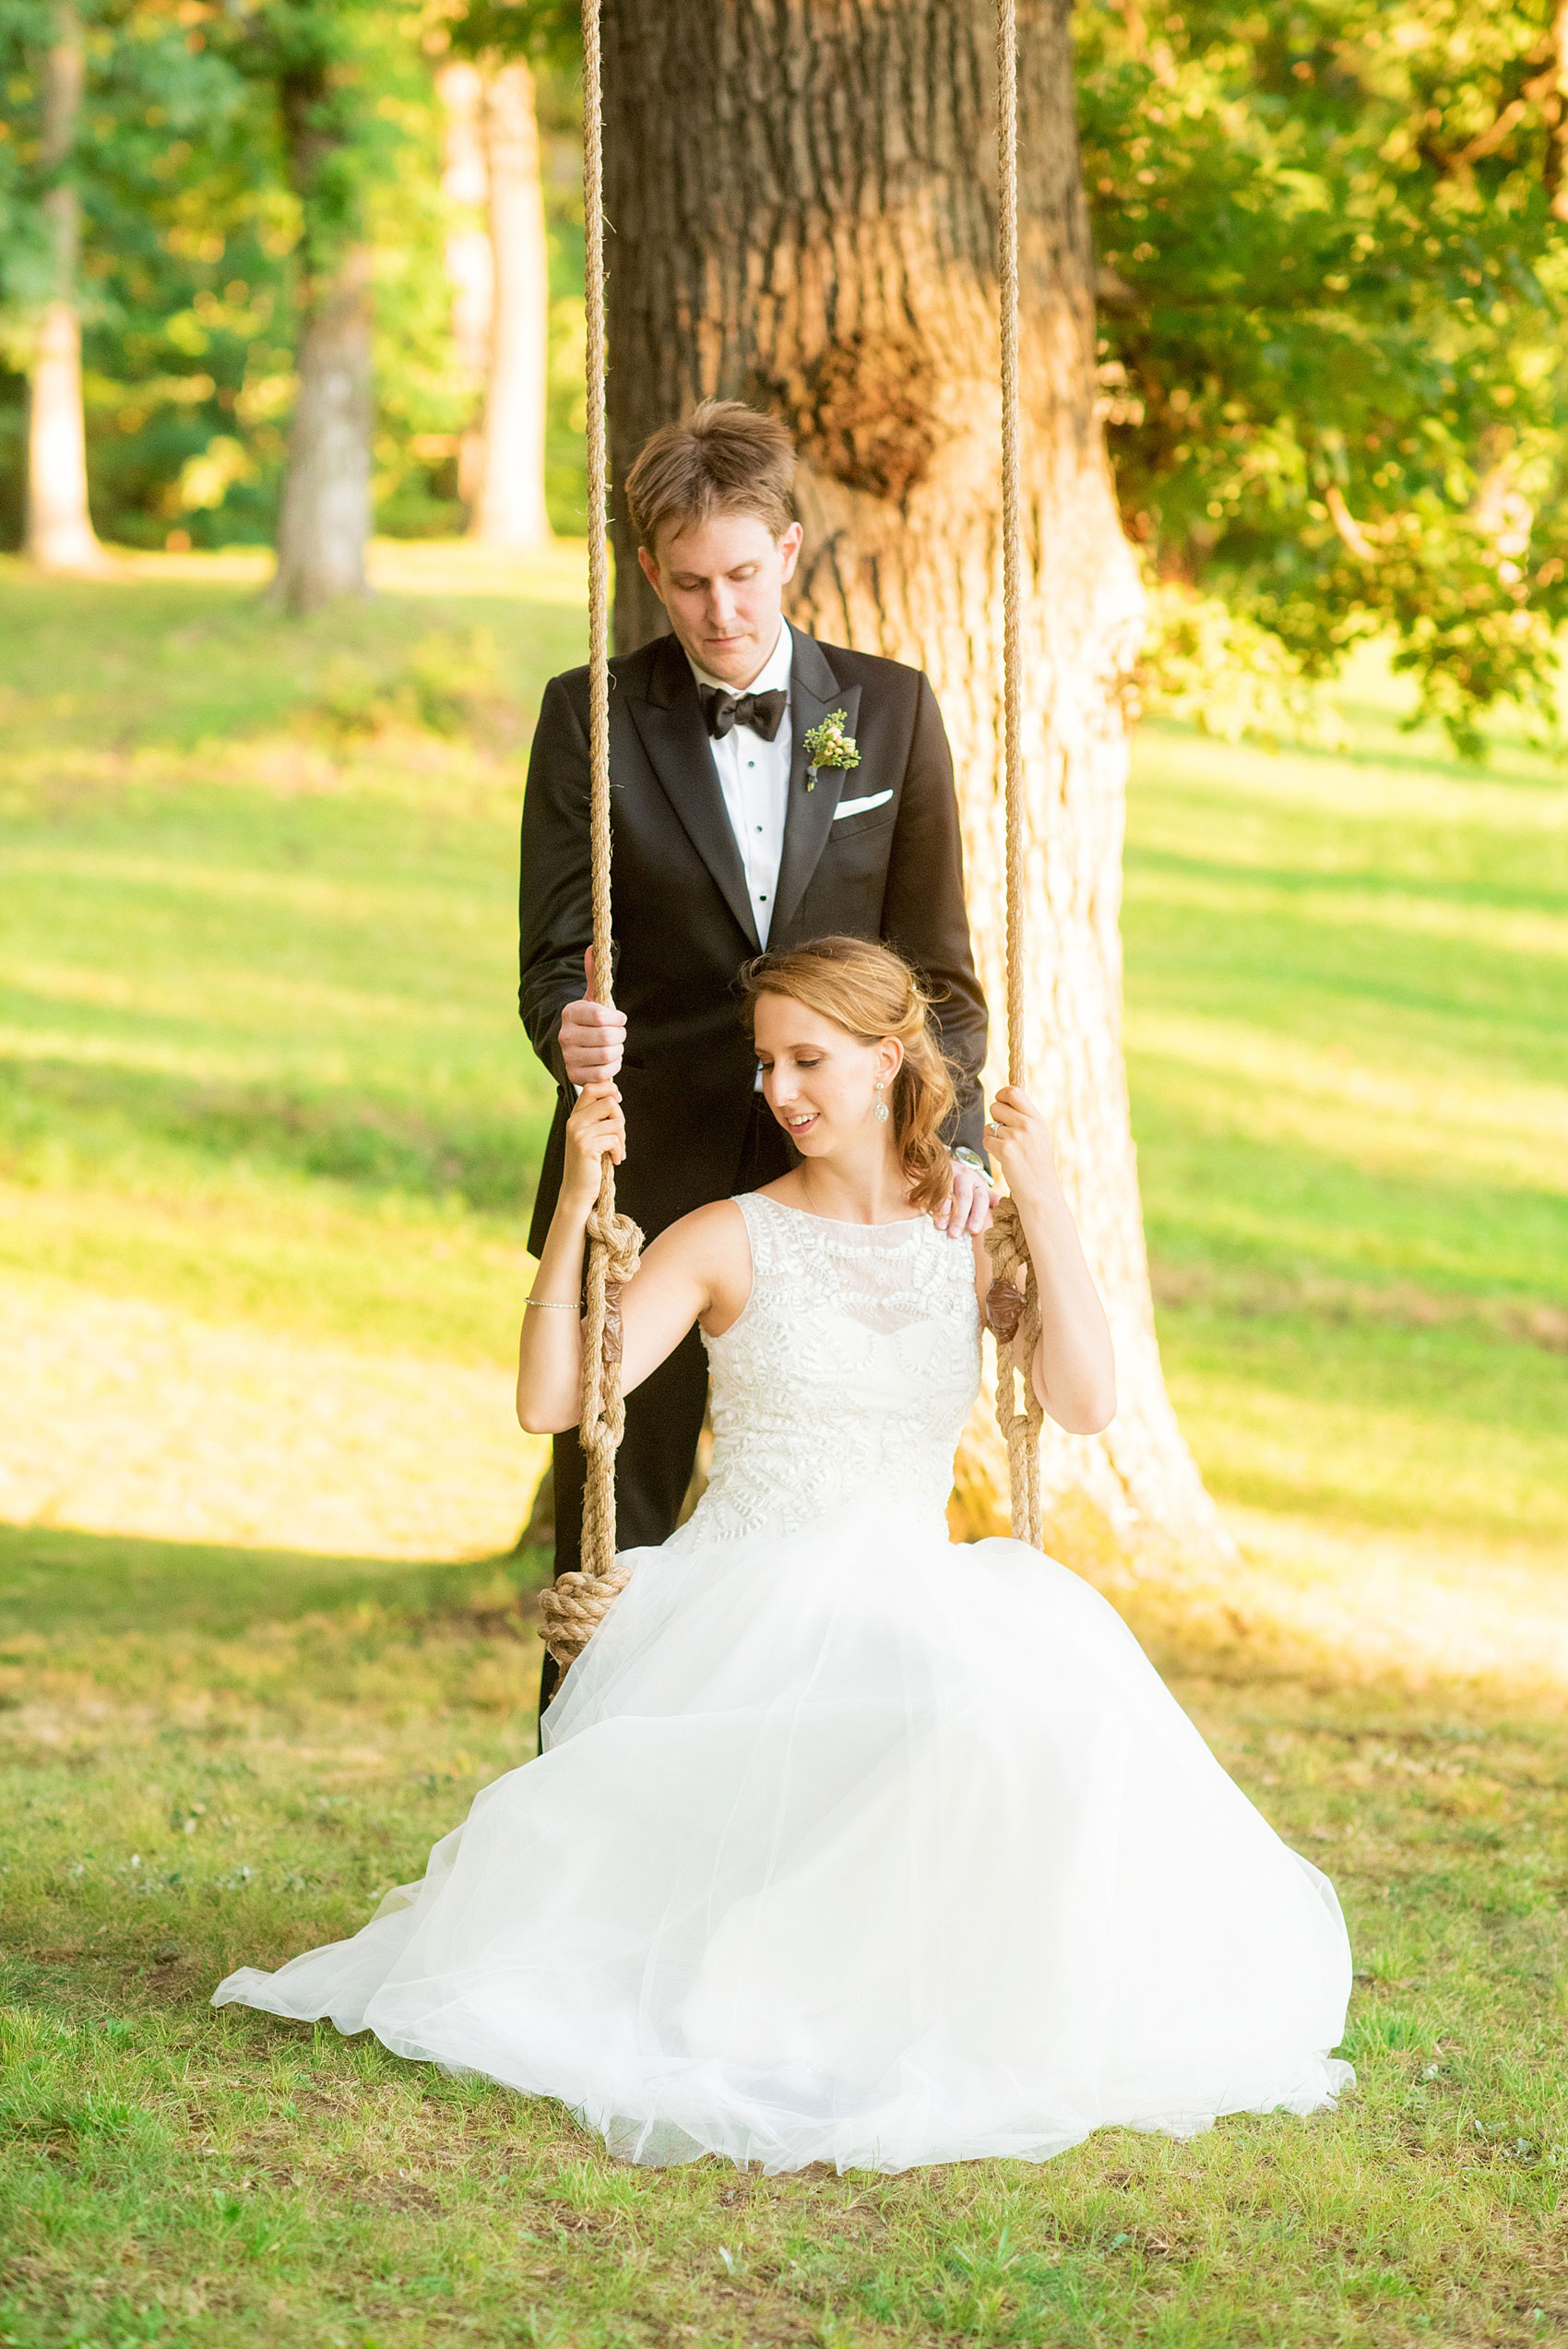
[214,1194,1354,2174]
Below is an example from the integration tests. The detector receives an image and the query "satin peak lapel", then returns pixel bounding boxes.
[626,636,759,949]
[774,639,861,937]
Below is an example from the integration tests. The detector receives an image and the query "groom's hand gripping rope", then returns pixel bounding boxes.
[559,946,626,1085]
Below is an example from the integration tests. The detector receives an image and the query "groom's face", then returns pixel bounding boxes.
[638,510,804,688]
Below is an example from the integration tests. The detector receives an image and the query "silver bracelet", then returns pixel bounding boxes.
[525,1295,580,1311]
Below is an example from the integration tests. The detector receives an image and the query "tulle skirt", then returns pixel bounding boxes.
[212,1492,1354,2174]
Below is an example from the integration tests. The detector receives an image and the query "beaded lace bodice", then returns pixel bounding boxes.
[676,1193,982,1546]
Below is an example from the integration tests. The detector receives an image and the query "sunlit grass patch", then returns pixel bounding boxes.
[1125,650,1568,1632]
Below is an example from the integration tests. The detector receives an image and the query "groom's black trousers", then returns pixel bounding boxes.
[539,1093,792,1715]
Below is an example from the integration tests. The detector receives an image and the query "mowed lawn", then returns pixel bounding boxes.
[3,551,1567,2346]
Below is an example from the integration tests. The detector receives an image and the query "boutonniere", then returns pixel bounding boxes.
[801,710,861,793]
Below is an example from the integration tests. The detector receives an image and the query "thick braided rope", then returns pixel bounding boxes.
[983,0,1046,1549]
[539,1198,642,1665]
[995,0,1027,1089]
[537,0,643,1673]
[985,1197,1044,1549]
[581,0,611,998]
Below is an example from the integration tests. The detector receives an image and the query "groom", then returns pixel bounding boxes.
[519,399,990,1666]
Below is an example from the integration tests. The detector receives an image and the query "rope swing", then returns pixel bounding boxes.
[541,0,1044,1671]
[536,0,644,1673]
[982,0,1048,1550]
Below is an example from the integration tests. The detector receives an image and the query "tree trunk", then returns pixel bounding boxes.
[469,57,552,548]
[25,2,103,574]
[437,59,493,509]
[602,0,1231,1574]
[273,244,374,614]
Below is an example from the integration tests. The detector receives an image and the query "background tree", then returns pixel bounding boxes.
[444,0,579,544]
[1076,0,1568,755]
[228,0,404,612]
[24,2,101,568]
[470,55,552,547]
[601,0,1227,1568]
[0,0,254,563]
[437,46,552,548]
[436,55,493,507]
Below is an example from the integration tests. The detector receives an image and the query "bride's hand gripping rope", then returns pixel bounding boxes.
[563,1082,626,1205]
[983,1087,1116,1444]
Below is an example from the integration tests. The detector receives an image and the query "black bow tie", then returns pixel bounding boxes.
[699,684,788,743]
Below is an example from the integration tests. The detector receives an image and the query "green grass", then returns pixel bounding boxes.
[3,555,1568,2343]
[0,543,576,1362]
[1124,649,1568,1558]
[5,1603,1567,2345]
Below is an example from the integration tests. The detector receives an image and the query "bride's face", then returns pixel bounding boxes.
[753,994,901,1156]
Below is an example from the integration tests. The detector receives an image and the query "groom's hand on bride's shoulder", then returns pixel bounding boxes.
[559,947,627,1084]
[935,1159,996,1240]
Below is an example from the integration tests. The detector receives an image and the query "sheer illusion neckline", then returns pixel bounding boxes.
[752,1194,928,1236]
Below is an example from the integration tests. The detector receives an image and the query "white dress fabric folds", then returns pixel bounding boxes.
[214,1194,1354,2174]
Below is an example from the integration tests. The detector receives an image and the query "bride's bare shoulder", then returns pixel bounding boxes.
[666,1196,751,1237]
[645,1198,754,1333]
[647,1197,754,1273]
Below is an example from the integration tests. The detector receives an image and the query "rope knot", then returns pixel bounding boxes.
[585,1202,643,1288]
[564,1157,645,1675]
[538,1560,632,1668]
[985,1196,1045,1548]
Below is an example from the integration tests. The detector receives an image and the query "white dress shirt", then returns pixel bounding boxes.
[687,619,793,949]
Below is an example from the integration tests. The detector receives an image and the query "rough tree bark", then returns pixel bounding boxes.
[25,2,104,574]
[602,0,1230,1572]
[272,64,373,614]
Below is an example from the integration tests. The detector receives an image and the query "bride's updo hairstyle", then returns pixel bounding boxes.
[739,936,958,1213]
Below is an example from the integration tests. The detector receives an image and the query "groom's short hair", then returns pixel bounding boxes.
[626,399,796,554]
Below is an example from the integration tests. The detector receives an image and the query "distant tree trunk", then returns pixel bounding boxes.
[273,245,374,612]
[469,57,552,548]
[25,2,103,574]
[272,60,373,615]
[437,58,493,508]
[603,0,1230,1573]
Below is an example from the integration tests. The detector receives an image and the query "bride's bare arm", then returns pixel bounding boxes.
[516,1084,750,1435]
[976,1089,1117,1437]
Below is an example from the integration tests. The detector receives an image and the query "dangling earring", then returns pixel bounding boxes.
[873,1079,890,1126]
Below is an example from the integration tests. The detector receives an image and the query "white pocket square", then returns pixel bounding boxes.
[832,789,893,820]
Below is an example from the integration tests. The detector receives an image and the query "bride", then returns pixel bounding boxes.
[214,936,1353,2174]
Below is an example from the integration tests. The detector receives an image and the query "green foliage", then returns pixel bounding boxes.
[0,1,588,549]
[220,0,420,276]
[0,0,271,547]
[0,0,469,551]
[449,0,580,69]
[1076,0,1568,752]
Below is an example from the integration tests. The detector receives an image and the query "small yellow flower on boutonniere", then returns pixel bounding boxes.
[801,710,861,792]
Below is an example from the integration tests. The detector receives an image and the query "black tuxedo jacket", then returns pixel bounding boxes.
[518,626,988,1254]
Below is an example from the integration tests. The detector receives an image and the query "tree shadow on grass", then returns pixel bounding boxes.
[0,1519,551,1643]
